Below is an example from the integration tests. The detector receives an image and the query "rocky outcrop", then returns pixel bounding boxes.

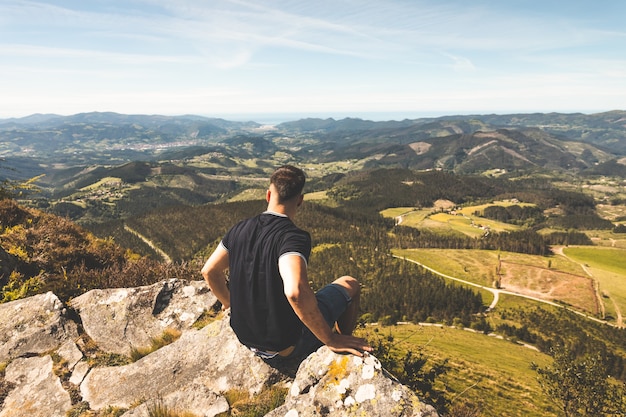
[0,291,78,363]
[70,279,214,356]
[268,347,438,417]
[80,315,279,411]
[0,279,439,417]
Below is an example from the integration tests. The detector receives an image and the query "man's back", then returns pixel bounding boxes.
[223,212,311,352]
[202,164,371,361]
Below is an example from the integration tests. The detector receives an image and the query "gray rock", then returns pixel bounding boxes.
[56,339,83,370]
[266,347,439,417]
[0,291,78,362]
[70,279,215,355]
[0,355,72,417]
[121,382,229,417]
[80,313,282,410]
[69,360,91,386]
[0,282,440,417]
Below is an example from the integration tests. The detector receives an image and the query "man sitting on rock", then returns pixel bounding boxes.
[201,165,372,366]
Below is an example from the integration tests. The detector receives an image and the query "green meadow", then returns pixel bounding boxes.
[382,201,524,237]
[563,246,626,325]
[358,324,556,417]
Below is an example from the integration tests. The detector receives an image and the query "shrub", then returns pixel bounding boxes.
[0,271,43,303]
[532,345,626,416]
[364,329,450,412]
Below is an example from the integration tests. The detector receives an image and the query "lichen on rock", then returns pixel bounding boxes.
[267,347,438,417]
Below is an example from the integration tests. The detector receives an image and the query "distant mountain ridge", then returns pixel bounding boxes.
[1,111,625,189]
[0,111,261,130]
[276,110,626,154]
[0,112,263,170]
[2,110,625,154]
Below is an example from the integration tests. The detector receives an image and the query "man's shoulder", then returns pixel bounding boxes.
[231,213,263,228]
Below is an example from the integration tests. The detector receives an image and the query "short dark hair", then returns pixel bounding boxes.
[270,165,306,202]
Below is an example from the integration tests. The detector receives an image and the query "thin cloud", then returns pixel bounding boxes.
[0,0,624,117]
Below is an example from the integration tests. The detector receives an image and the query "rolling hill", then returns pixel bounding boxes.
[2,109,626,415]
[2,111,625,181]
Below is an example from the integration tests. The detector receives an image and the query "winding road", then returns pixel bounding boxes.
[394,254,620,328]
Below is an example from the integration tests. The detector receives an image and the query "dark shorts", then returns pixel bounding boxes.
[262,283,352,366]
[290,283,352,357]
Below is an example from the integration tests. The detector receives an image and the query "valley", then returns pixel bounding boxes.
[2,110,626,416]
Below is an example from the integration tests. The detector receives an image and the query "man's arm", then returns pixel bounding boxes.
[201,245,231,310]
[278,254,372,356]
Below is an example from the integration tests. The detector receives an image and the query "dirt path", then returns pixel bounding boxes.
[609,296,624,328]
[124,224,172,264]
[394,255,500,311]
[396,254,618,328]
[553,246,623,327]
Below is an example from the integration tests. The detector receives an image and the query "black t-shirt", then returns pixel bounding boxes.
[221,211,311,351]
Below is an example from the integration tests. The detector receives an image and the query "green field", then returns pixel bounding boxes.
[79,176,122,191]
[393,248,608,317]
[382,201,523,237]
[357,324,556,417]
[563,246,626,325]
[457,201,536,216]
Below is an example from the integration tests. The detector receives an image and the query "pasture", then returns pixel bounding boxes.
[382,201,525,237]
[562,246,626,326]
[393,248,606,319]
[357,323,555,417]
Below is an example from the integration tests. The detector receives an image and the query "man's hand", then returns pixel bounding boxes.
[326,333,373,357]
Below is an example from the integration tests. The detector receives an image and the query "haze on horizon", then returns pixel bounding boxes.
[1,0,625,121]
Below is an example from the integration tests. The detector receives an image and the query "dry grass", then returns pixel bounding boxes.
[216,386,288,417]
[146,398,200,417]
[130,328,182,362]
[499,260,598,314]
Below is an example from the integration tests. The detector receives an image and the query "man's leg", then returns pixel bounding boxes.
[284,276,361,361]
[331,275,360,335]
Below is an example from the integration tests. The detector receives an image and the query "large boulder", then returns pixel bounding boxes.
[267,347,439,417]
[0,291,78,362]
[120,382,229,417]
[0,281,440,417]
[80,313,282,411]
[70,279,215,355]
[0,355,72,417]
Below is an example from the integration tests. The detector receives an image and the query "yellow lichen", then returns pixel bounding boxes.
[325,356,350,386]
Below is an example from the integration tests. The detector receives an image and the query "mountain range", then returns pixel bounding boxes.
[1,110,625,198]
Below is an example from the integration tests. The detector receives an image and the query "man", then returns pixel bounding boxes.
[201,165,371,364]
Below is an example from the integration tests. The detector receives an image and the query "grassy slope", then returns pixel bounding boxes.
[384,199,626,320]
[357,324,556,417]
[563,246,626,324]
[393,247,618,318]
[383,201,524,237]
[384,246,626,416]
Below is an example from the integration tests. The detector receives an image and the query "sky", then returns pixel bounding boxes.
[1,0,625,122]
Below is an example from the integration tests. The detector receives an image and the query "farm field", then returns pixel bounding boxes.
[357,324,555,417]
[382,201,525,237]
[457,201,536,216]
[561,246,626,326]
[380,207,432,227]
[584,229,626,249]
[393,248,610,320]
